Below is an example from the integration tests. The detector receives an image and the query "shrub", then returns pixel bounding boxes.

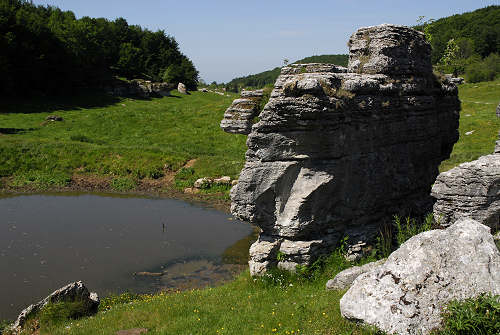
[465,53,500,83]
[433,293,500,335]
[38,301,91,327]
[110,176,136,191]
[374,213,435,259]
[0,320,11,335]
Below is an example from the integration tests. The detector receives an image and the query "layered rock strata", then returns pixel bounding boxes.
[220,90,263,134]
[226,24,460,275]
[340,218,500,335]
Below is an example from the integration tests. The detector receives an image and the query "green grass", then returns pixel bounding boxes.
[432,294,500,335]
[439,79,500,172]
[20,252,382,335]
[0,90,247,192]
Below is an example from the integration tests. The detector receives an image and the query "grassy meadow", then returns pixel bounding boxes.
[0,90,246,194]
[439,79,500,171]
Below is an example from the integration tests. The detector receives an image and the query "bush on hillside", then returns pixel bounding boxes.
[465,53,500,83]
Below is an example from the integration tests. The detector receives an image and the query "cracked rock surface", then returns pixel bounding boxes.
[225,24,460,275]
[432,152,500,228]
[340,218,500,335]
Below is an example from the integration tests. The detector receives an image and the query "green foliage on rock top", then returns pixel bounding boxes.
[0,0,199,96]
[225,54,348,91]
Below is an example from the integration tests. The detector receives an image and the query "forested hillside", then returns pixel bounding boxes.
[225,54,348,91]
[415,5,499,82]
[0,0,198,96]
[418,5,499,64]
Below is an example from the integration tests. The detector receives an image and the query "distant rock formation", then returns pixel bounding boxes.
[105,79,174,98]
[220,90,263,134]
[224,24,460,275]
[340,218,500,335]
[178,82,188,94]
[11,281,99,332]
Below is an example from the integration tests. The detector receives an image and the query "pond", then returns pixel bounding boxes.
[0,194,252,320]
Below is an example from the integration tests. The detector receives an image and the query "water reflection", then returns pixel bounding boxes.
[0,194,252,320]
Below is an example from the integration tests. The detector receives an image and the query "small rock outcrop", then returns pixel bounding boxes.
[326,259,385,291]
[225,24,460,275]
[178,82,188,94]
[220,90,263,134]
[11,281,99,332]
[432,153,500,228]
[105,79,174,98]
[340,218,500,335]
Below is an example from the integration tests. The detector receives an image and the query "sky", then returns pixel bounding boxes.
[32,0,499,83]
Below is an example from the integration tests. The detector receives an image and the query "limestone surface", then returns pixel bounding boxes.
[340,218,500,335]
[225,24,460,275]
[432,152,500,227]
[220,89,263,134]
[11,281,99,332]
[326,259,385,291]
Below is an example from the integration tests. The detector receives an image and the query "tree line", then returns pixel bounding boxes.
[416,5,499,82]
[224,54,348,92]
[0,0,199,96]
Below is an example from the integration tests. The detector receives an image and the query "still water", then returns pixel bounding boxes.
[0,194,252,320]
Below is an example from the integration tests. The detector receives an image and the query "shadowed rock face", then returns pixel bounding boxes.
[225,24,460,275]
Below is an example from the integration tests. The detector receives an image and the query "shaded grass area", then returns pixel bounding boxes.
[439,79,500,172]
[0,91,246,192]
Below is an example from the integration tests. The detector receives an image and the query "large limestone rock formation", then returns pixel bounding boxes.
[340,218,500,335]
[226,24,460,275]
[220,89,263,134]
[11,281,99,332]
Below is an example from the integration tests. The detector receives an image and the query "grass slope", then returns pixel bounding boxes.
[439,79,500,171]
[0,91,246,192]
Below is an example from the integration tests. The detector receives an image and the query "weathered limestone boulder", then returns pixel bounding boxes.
[340,218,500,335]
[432,153,500,227]
[178,82,187,94]
[326,259,385,291]
[214,176,232,184]
[348,24,431,75]
[226,24,460,275]
[220,89,263,134]
[194,177,213,189]
[11,281,99,332]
